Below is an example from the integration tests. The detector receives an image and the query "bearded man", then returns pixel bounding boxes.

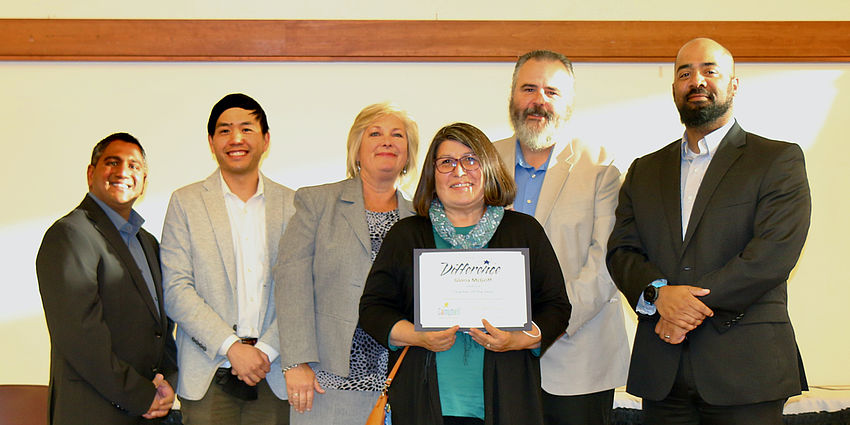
[607,38,811,424]
[492,50,630,425]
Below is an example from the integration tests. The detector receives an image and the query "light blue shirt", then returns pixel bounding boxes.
[513,140,552,216]
[635,118,735,315]
[680,119,735,239]
[87,193,158,304]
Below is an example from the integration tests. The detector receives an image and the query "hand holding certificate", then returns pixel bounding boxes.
[414,248,532,331]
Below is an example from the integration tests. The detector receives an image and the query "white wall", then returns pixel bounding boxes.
[2,1,848,388]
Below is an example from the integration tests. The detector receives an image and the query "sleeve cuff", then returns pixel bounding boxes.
[255,342,279,363]
[218,335,240,357]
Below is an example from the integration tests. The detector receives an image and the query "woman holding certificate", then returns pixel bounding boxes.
[359,122,571,425]
[273,103,420,423]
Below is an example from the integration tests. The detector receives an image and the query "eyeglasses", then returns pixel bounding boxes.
[435,155,480,174]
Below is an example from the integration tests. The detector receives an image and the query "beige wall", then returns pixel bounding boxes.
[2,1,848,387]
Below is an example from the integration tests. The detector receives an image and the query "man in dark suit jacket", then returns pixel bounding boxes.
[36,133,178,425]
[607,38,811,424]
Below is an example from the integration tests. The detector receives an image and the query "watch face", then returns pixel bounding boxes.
[643,285,657,303]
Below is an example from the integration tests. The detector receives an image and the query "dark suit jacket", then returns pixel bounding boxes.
[36,196,177,425]
[607,122,810,405]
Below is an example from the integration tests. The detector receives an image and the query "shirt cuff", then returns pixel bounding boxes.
[255,342,280,363]
[218,335,240,357]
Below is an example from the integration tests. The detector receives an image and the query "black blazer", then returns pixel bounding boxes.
[36,196,177,425]
[607,122,810,405]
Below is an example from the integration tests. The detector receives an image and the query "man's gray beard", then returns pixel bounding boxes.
[510,105,570,152]
[515,124,557,151]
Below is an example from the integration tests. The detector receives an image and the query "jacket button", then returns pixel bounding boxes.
[723,321,732,327]
[683,266,692,271]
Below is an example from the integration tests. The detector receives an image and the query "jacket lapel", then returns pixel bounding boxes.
[682,123,746,249]
[398,190,416,219]
[138,231,167,327]
[261,176,284,322]
[340,177,372,254]
[81,196,162,323]
[534,139,575,225]
[201,171,238,293]
[657,142,685,259]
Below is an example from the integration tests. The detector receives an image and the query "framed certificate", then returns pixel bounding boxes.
[413,248,531,331]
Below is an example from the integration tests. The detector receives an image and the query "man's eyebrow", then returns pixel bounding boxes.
[676,62,718,73]
[215,120,255,128]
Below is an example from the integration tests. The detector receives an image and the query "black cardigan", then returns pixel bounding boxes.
[359,211,571,425]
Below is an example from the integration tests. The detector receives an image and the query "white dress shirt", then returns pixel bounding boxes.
[216,172,279,363]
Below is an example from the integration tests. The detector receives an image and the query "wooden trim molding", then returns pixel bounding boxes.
[2,19,848,62]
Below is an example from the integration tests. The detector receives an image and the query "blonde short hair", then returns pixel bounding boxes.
[346,102,420,186]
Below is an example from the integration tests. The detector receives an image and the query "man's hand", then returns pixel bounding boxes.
[285,364,325,414]
[142,374,175,419]
[227,342,271,386]
[655,317,689,344]
[655,285,713,330]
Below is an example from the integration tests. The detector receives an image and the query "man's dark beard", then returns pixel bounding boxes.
[677,88,733,128]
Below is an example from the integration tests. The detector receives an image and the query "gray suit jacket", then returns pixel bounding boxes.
[161,171,295,400]
[273,177,414,377]
[37,195,177,424]
[607,122,810,404]
[494,136,629,395]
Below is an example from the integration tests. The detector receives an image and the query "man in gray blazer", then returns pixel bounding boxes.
[161,94,295,424]
[37,132,177,424]
[607,38,810,424]
[492,50,629,425]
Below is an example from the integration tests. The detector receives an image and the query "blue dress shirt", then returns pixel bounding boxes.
[87,193,158,304]
[513,140,553,216]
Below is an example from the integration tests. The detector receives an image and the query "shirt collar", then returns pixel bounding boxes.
[219,170,265,201]
[514,139,552,171]
[681,118,736,161]
[87,192,144,237]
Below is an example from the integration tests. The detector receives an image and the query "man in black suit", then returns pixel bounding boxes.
[36,133,178,424]
[607,38,811,424]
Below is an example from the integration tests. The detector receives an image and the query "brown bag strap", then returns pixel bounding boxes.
[382,346,409,391]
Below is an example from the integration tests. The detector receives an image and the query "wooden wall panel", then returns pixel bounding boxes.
[1,19,848,62]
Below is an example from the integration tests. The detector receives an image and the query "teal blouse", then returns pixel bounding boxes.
[433,225,485,419]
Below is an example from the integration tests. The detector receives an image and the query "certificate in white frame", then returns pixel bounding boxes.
[414,248,531,331]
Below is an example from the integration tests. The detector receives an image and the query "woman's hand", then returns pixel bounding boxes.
[285,363,325,414]
[469,319,541,351]
[416,325,460,352]
[389,320,459,352]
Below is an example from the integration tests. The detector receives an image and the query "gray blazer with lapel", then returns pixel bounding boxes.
[161,170,295,400]
[494,136,629,395]
[607,122,810,404]
[274,177,414,377]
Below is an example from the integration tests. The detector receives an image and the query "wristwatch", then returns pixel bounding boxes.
[643,279,667,304]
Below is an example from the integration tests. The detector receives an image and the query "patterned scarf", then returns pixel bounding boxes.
[428,199,504,249]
